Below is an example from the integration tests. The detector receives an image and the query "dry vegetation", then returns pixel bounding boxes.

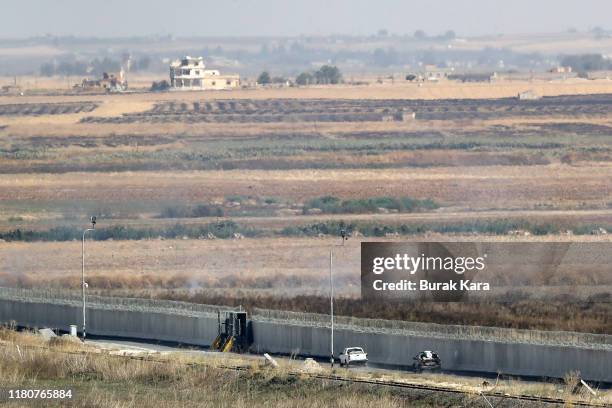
[0,237,610,333]
[155,291,611,334]
[0,84,611,334]
[0,327,607,408]
[0,329,418,408]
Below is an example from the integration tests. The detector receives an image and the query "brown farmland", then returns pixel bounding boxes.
[0,84,611,332]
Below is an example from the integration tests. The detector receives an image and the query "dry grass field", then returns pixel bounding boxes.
[1,236,610,333]
[3,327,604,408]
[0,82,611,332]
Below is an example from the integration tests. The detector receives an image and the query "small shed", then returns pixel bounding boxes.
[517,90,541,100]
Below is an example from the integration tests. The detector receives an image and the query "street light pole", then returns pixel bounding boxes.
[330,228,347,368]
[82,216,96,341]
[329,247,334,367]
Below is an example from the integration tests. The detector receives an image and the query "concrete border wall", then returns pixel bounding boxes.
[250,320,611,382]
[0,287,610,382]
[252,308,612,349]
[0,298,220,346]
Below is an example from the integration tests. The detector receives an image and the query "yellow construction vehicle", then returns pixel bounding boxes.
[210,310,250,353]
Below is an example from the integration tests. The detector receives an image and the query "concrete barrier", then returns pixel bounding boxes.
[250,320,611,382]
[0,287,610,382]
[0,298,221,346]
[0,288,226,346]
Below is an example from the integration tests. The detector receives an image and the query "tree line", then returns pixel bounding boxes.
[258,65,342,86]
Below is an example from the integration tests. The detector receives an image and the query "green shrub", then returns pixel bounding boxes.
[302,196,440,214]
[263,197,281,205]
[160,204,224,219]
[226,195,250,204]
[0,222,258,242]
[192,205,224,218]
[280,220,599,238]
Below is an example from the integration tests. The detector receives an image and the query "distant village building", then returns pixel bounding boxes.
[169,56,240,90]
[406,65,455,82]
[76,70,128,92]
[517,90,541,100]
[549,66,573,74]
[1,77,23,95]
[422,65,454,81]
[587,70,612,80]
[1,84,22,95]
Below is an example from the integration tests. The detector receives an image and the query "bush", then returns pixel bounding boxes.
[257,71,271,85]
[263,197,281,205]
[560,54,611,73]
[295,72,314,85]
[192,204,224,217]
[314,65,342,84]
[150,80,170,92]
[226,195,250,204]
[1,219,610,242]
[295,66,342,85]
[280,219,595,238]
[160,204,224,218]
[302,196,439,214]
[0,221,257,242]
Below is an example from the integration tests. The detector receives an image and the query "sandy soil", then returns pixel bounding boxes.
[3,78,612,105]
[0,164,610,210]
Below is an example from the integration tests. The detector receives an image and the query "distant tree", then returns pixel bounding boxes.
[295,72,314,85]
[56,61,88,76]
[257,71,271,85]
[136,56,151,71]
[289,42,305,53]
[150,80,170,92]
[40,63,55,77]
[591,26,606,38]
[414,29,427,40]
[443,30,457,40]
[90,57,121,75]
[271,76,288,84]
[560,54,610,73]
[372,48,399,67]
[314,65,342,84]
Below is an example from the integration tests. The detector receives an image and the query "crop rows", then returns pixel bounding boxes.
[0,102,98,116]
[80,94,612,124]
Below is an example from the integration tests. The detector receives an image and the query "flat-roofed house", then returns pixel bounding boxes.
[169,56,240,90]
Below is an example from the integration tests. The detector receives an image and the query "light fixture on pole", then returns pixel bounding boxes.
[81,216,96,341]
[330,227,348,368]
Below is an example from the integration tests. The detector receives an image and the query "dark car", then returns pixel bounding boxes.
[413,350,441,372]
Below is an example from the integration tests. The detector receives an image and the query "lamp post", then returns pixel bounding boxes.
[330,228,348,368]
[82,216,96,341]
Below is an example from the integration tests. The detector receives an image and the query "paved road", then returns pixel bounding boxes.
[84,337,509,383]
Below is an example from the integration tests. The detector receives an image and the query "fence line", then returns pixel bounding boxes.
[1,287,609,350]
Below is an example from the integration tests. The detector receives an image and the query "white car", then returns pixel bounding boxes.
[339,347,368,367]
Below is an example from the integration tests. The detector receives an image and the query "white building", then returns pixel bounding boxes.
[169,56,240,90]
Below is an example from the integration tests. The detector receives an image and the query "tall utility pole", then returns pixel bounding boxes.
[330,228,348,368]
[82,216,96,341]
[329,248,334,367]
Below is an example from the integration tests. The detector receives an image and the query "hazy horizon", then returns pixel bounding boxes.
[1,0,610,39]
